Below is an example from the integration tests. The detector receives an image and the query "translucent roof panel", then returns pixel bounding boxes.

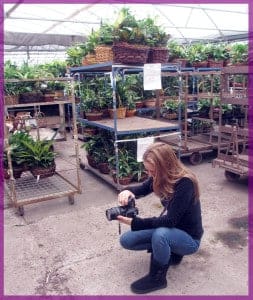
[4,3,248,42]
[3,3,249,65]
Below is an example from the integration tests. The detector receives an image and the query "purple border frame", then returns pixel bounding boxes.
[0,0,252,299]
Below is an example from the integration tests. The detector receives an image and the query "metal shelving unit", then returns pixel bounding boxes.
[70,62,182,190]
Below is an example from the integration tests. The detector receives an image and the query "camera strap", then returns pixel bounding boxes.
[118,222,121,235]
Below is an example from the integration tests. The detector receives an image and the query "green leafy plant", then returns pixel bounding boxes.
[229,43,248,65]
[18,139,55,168]
[167,41,188,60]
[187,43,209,64]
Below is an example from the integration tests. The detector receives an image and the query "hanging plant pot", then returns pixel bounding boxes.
[30,162,56,179]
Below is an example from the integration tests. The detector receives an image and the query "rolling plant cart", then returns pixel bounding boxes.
[4,77,82,216]
[212,66,250,181]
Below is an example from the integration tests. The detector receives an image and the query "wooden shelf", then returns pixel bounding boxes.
[78,116,179,135]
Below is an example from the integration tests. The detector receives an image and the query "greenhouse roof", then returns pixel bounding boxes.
[3,2,249,64]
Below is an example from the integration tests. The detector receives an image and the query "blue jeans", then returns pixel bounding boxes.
[120,227,200,266]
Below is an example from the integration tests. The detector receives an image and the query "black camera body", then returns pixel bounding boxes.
[106,196,139,221]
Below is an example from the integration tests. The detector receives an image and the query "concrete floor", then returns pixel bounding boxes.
[3,139,249,296]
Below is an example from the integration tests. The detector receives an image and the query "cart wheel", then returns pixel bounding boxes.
[18,206,24,216]
[189,152,203,165]
[224,170,240,182]
[68,195,75,205]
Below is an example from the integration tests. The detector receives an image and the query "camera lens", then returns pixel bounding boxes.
[105,207,121,221]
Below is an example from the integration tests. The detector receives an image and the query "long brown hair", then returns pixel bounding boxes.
[143,142,200,201]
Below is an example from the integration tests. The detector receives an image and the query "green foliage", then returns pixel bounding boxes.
[5,132,35,167]
[187,43,209,63]
[96,23,114,45]
[108,148,136,178]
[205,43,230,61]
[140,17,170,47]
[66,44,87,66]
[229,43,248,64]
[167,41,187,60]
[161,99,184,113]
[18,139,55,168]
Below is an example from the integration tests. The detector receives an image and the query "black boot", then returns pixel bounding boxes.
[170,253,183,266]
[130,256,169,294]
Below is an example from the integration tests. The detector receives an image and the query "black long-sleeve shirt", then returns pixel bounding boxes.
[125,177,203,240]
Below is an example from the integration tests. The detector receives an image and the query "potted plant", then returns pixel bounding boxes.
[108,75,127,119]
[205,43,229,67]
[112,8,149,64]
[132,161,148,182]
[81,134,103,168]
[187,43,209,68]
[66,44,88,67]
[161,99,183,120]
[108,148,135,185]
[126,99,137,117]
[52,81,66,99]
[19,139,56,179]
[5,131,35,179]
[229,43,248,66]
[95,23,114,63]
[4,82,20,105]
[197,99,211,117]
[167,40,188,67]
[141,17,170,63]
[80,84,103,121]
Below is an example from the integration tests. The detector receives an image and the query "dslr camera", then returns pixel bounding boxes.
[106,196,139,221]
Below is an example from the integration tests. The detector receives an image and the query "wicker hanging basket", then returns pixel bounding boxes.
[147,47,169,63]
[95,45,113,63]
[4,95,19,105]
[112,42,149,64]
[85,53,97,65]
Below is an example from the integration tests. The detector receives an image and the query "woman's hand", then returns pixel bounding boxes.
[118,190,135,206]
[117,215,133,226]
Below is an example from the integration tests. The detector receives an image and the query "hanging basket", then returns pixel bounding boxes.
[95,45,113,63]
[85,53,97,65]
[112,42,149,64]
[147,47,169,63]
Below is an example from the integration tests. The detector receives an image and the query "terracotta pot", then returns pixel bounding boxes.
[86,155,98,169]
[98,162,110,174]
[126,109,136,117]
[112,174,132,185]
[85,112,103,121]
[108,107,127,119]
[135,101,144,109]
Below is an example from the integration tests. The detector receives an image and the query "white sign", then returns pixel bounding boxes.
[143,63,162,90]
[137,136,154,162]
